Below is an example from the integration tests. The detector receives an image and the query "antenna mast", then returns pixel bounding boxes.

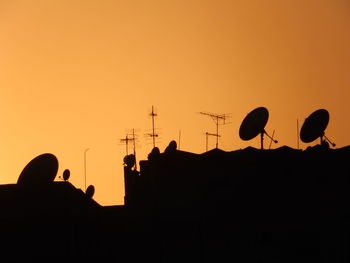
[146,106,159,148]
[200,112,230,148]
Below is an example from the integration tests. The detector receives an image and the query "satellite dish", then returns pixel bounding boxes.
[86,185,95,198]
[62,169,70,181]
[300,109,335,147]
[239,107,278,149]
[239,107,269,141]
[17,153,58,186]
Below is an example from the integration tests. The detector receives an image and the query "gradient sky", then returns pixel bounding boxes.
[1,0,349,205]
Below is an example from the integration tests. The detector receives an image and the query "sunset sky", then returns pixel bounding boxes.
[0,0,349,205]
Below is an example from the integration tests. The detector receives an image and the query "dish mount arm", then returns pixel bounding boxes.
[261,130,278,150]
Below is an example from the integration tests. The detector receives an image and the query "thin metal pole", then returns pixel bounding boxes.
[178,130,181,150]
[268,130,275,150]
[125,135,129,155]
[132,129,137,170]
[206,132,208,151]
[84,148,90,191]
[216,116,219,148]
[297,119,299,149]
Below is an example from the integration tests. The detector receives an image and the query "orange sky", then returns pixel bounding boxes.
[0,0,349,205]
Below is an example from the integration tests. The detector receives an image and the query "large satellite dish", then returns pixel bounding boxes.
[239,107,278,149]
[300,109,335,147]
[17,153,59,186]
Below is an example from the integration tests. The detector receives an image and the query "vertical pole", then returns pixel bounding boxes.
[84,148,90,191]
[260,133,264,150]
[216,116,219,148]
[297,119,299,150]
[125,135,129,155]
[133,129,137,170]
[268,130,275,150]
[206,132,208,151]
[178,130,181,150]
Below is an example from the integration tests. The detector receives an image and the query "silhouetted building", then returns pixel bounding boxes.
[1,145,350,262]
[124,144,350,262]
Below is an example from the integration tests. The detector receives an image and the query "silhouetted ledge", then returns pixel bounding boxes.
[0,181,100,219]
[130,145,347,213]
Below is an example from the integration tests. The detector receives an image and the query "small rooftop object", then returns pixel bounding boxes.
[239,107,277,149]
[62,169,70,181]
[86,185,95,198]
[17,153,58,186]
[300,109,335,147]
[123,154,136,168]
[164,140,177,153]
[148,147,160,160]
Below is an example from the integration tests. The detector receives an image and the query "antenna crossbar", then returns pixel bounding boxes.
[206,132,220,137]
[199,112,229,124]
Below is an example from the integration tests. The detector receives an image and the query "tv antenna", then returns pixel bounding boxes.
[199,112,230,148]
[239,107,278,150]
[300,109,335,147]
[145,105,159,148]
[119,129,139,169]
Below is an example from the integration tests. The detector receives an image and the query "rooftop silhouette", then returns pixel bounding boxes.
[0,107,348,261]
